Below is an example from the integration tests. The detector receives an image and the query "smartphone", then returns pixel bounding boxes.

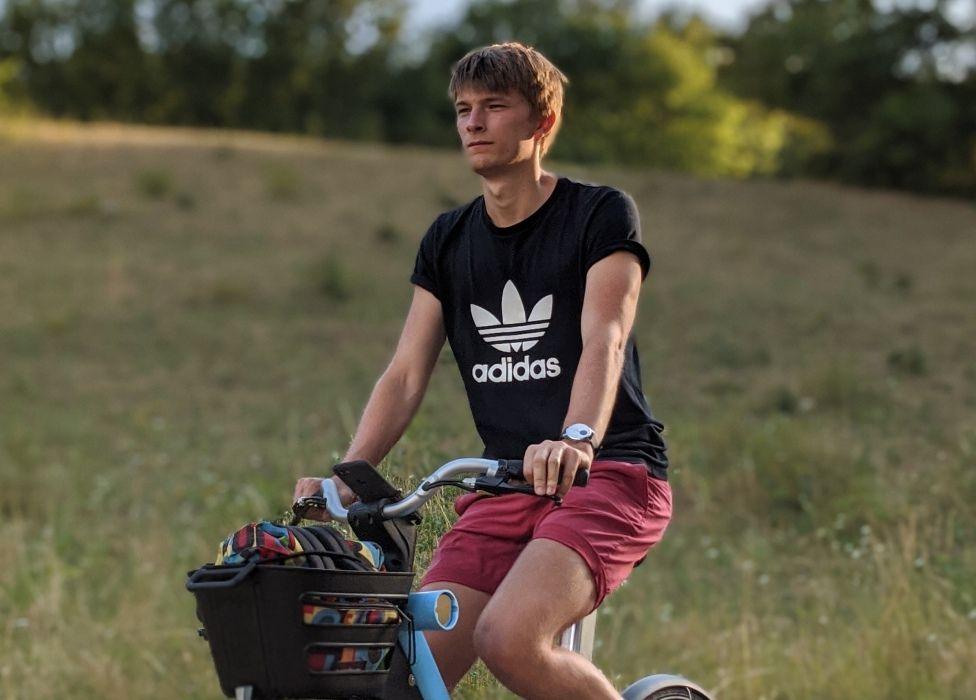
[332,460,402,502]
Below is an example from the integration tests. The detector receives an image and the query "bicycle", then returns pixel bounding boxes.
[187,458,712,700]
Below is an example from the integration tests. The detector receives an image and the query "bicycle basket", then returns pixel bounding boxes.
[187,523,415,699]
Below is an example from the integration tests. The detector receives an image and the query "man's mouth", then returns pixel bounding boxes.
[467,141,492,148]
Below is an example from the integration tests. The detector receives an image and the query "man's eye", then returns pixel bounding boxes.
[489,104,506,110]
[456,108,470,116]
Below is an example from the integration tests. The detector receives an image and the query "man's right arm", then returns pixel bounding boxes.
[294,286,446,509]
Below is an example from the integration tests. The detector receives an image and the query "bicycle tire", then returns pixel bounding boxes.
[644,688,710,700]
[622,674,713,700]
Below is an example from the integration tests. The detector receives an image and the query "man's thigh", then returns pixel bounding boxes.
[477,538,596,648]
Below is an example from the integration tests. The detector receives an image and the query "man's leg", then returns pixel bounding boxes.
[472,539,620,700]
[420,581,492,691]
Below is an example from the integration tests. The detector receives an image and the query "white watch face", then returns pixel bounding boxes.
[564,424,594,441]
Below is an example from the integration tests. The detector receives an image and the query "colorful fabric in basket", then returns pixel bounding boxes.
[216,521,301,566]
[348,539,384,570]
[307,645,393,673]
[303,602,400,626]
[302,597,399,673]
[214,521,384,570]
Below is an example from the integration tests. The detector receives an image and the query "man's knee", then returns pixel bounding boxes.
[473,605,545,679]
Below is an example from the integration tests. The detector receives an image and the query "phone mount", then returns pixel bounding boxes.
[332,460,420,575]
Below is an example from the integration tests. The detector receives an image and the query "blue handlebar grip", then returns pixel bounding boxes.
[406,590,459,631]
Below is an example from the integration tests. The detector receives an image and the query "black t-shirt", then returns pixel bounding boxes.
[411,176,668,480]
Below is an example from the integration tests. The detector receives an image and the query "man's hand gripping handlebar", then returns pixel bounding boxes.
[291,458,589,525]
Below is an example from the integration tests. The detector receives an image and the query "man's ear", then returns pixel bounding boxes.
[534,112,556,140]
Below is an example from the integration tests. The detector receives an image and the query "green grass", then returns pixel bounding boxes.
[1,119,975,698]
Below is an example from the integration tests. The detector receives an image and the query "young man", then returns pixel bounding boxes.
[294,42,671,698]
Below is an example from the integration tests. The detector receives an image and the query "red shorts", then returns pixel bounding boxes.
[420,459,672,609]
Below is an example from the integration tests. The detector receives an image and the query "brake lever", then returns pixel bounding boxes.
[472,476,564,505]
[290,495,329,525]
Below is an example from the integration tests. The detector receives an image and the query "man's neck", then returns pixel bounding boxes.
[480,161,558,229]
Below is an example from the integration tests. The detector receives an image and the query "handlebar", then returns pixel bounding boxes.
[500,459,590,488]
[293,457,590,525]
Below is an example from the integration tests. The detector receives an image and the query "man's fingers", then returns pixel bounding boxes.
[522,445,537,483]
[293,477,322,502]
[532,444,553,496]
[522,442,592,497]
[558,450,580,497]
[292,477,333,522]
[546,445,562,495]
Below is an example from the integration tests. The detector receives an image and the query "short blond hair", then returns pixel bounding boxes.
[449,42,568,157]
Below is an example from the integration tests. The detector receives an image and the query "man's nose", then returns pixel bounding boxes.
[465,107,485,132]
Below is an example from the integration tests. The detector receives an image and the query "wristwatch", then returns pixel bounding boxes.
[561,423,597,447]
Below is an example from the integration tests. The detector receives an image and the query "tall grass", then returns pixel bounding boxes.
[1,119,974,698]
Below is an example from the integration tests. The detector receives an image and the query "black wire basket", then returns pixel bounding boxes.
[187,557,415,699]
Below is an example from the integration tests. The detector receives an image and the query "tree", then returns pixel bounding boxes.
[720,0,975,194]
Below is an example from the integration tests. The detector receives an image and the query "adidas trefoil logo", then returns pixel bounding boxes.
[469,281,561,384]
[470,280,553,353]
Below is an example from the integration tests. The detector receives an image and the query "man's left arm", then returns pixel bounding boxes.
[523,251,643,496]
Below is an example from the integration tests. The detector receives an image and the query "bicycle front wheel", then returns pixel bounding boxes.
[621,674,713,700]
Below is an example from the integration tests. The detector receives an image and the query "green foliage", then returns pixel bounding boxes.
[800,360,888,422]
[310,253,353,302]
[887,345,928,376]
[174,190,196,210]
[374,222,402,245]
[0,0,970,195]
[415,3,833,179]
[719,0,976,195]
[134,168,173,199]
[759,384,801,415]
[892,271,914,295]
[697,330,772,369]
[183,278,254,308]
[688,415,886,532]
[0,57,30,115]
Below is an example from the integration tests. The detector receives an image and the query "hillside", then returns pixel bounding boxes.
[1,119,974,699]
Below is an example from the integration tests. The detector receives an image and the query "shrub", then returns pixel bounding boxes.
[0,58,30,117]
[698,331,771,370]
[175,191,197,210]
[310,254,352,302]
[887,345,927,376]
[761,385,800,415]
[892,271,914,295]
[374,223,401,245]
[135,169,173,199]
[800,360,886,420]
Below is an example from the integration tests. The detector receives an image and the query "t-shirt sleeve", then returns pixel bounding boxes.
[584,189,652,279]
[410,219,441,299]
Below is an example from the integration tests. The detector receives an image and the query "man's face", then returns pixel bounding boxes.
[454,87,544,175]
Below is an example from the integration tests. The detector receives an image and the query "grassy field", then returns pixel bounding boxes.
[1,118,974,699]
